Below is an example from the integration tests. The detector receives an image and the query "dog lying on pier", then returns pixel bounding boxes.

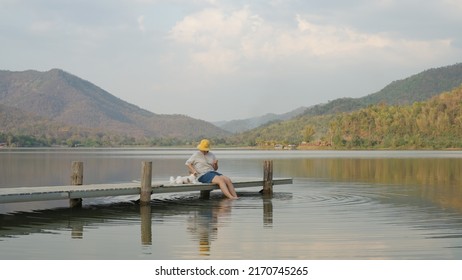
[169,174,200,185]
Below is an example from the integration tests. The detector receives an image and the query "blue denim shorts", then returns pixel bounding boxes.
[198,171,222,183]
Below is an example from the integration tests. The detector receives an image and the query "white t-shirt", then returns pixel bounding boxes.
[185,151,217,177]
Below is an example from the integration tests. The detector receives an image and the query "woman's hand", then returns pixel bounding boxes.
[186,163,197,176]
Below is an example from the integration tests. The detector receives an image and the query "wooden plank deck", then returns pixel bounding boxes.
[0,177,293,204]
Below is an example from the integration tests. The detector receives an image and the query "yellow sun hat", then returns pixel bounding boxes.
[197,139,211,151]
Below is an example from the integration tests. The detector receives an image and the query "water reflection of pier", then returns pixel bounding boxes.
[186,199,231,255]
[142,196,274,248]
[0,195,275,249]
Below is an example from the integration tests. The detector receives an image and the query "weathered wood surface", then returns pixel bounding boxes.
[140,161,153,205]
[0,177,293,204]
[70,161,84,208]
[262,160,274,196]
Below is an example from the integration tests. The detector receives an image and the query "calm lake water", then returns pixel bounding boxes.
[1,149,462,260]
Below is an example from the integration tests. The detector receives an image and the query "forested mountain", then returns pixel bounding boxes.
[227,112,334,147]
[2,62,462,148]
[0,102,101,146]
[329,85,462,149]
[303,63,462,116]
[228,62,462,148]
[0,69,229,146]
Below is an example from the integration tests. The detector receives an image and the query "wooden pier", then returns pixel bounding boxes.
[0,160,293,207]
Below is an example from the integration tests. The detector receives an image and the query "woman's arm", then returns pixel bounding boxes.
[186,163,198,176]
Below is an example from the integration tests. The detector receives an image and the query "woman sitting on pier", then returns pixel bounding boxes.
[186,139,238,199]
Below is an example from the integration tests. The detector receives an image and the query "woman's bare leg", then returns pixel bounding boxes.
[223,176,238,197]
[212,176,238,199]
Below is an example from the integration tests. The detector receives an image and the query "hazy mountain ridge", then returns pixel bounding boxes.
[302,62,462,117]
[217,63,462,134]
[363,63,462,105]
[2,62,462,147]
[0,69,229,140]
[216,106,308,133]
[229,62,462,146]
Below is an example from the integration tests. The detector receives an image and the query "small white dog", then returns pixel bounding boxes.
[169,174,200,184]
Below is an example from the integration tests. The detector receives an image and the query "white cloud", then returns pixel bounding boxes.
[169,8,251,47]
[295,15,391,55]
[293,15,455,65]
[444,0,462,10]
[168,7,455,75]
[168,7,264,74]
[137,15,146,32]
[29,20,55,34]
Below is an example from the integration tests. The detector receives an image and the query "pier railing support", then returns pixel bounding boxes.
[262,160,273,197]
[140,161,152,205]
[70,161,83,208]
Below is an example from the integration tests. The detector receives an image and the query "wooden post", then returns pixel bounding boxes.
[139,162,153,243]
[70,161,83,208]
[263,198,273,227]
[140,204,152,245]
[71,222,84,239]
[262,160,273,197]
[200,190,211,200]
[140,161,152,205]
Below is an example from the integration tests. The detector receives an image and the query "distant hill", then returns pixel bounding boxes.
[0,103,53,134]
[329,84,462,149]
[0,102,99,146]
[0,69,229,142]
[215,107,308,133]
[302,62,462,116]
[363,63,462,105]
[222,63,462,135]
[229,62,462,146]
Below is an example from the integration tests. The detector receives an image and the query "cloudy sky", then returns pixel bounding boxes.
[2,0,462,122]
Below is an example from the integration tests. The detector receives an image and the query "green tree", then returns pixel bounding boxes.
[302,125,316,142]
